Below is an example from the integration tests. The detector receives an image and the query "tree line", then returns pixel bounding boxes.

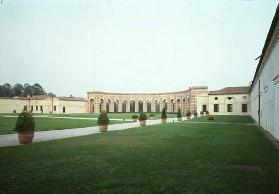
[0,83,55,97]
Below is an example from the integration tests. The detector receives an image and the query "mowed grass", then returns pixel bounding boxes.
[190,115,255,124]
[0,117,127,135]
[1,119,279,193]
[0,112,177,119]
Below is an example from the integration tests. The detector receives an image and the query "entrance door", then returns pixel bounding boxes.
[63,107,66,113]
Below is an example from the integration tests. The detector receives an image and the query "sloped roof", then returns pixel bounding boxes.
[209,86,250,95]
[57,96,86,101]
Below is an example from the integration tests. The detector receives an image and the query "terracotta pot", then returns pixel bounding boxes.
[161,118,167,124]
[177,117,182,121]
[140,120,146,127]
[99,124,108,132]
[133,119,137,122]
[18,131,34,144]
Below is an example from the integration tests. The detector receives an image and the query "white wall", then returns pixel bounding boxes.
[208,94,250,115]
[250,37,279,140]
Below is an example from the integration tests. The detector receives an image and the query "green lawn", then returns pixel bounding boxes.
[1,117,279,193]
[190,115,255,124]
[0,112,177,119]
[0,117,127,135]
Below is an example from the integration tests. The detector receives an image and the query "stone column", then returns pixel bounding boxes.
[119,100,123,113]
[167,100,171,113]
[143,99,147,112]
[127,100,130,112]
[160,99,163,112]
[151,100,156,112]
[95,99,100,113]
[135,99,139,112]
[110,100,114,113]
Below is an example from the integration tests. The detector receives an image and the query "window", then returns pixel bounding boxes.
[23,106,27,111]
[228,97,232,100]
[63,107,66,113]
[54,106,56,111]
[31,106,33,112]
[40,106,43,111]
[214,104,219,112]
[202,105,207,112]
[36,106,38,111]
[227,104,233,112]
[242,104,247,112]
[215,97,218,100]
[242,96,246,99]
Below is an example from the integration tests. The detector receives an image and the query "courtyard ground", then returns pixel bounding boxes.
[0,115,279,193]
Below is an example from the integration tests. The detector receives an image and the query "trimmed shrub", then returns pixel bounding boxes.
[177,108,182,118]
[186,110,191,118]
[200,111,204,115]
[193,111,198,117]
[205,111,209,115]
[132,114,138,119]
[139,112,147,121]
[207,115,214,120]
[14,111,35,132]
[97,112,109,125]
[161,108,167,119]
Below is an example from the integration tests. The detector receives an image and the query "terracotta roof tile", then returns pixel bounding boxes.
[209,86,250,95]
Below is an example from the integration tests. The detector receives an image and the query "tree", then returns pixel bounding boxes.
[47,92,56,97]
[32,83,46,95]
[23,83,34,96]
[12,84,24,96]
[1,83,13,97]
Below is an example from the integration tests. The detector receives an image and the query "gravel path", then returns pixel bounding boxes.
[0,117,187,148]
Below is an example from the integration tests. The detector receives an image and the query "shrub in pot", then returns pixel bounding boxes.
[207,115,214,121]
[200,111,204,115]
[193,111,198,118]
[177,108,182,121]
[14,111,35,144]
[205,111,209,115]
[161,108,167,123]
[132,114,138,122]
[97,112,109,132]
[139,112,147,127]
[186,110,191,119]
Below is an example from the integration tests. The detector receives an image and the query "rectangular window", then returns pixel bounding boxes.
[36,106,38,111]
[227,104,233,112]
[54,106,56,111]
[202,105,207,112]
[242,104,248,112]
[214,104,219,112]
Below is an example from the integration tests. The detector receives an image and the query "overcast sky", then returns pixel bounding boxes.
[0,0,278,97]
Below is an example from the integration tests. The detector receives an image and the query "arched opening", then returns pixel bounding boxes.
[147,100,151,112]
[170,99,174,112]
[155,100,160,112]
[100,99,104,112]
[90,99,94,113]
[130,100,135,113]
[177,99,181,112]
[106,100,110,112]
[138,100,143,112]
[122,100,126,113]
[114,100,119,113]
[163,99,167,111]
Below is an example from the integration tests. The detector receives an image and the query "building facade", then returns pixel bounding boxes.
[87,86,209,114]
[250,6,279,140]
[0,95,87,114]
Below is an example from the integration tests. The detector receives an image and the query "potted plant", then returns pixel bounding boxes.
[139,112,147,127]
[161,108,167,123]
[186,110,191,119]
[132,114,138,122]
[207,115,214,121]
[14,111,35,144]
[193,111,198,118]
[177,108,182,121]
[97,112,109,132]
[200,110,204,115]
[205,111,209,115]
